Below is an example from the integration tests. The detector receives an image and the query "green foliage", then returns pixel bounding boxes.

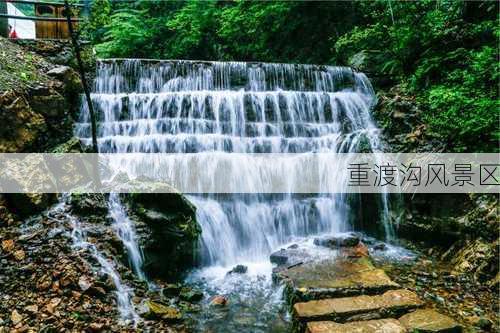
[81,0,111,44]
[95,8,152,58]
[83,0,498,152]
[164,1,220,59]
[334,0,498,152]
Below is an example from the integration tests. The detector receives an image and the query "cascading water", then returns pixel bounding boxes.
[76,59,387,264]
[48,195,139,324]
[75,59,391,331]
[108,192,146,281]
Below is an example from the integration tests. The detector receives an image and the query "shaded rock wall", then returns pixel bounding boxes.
[124,192,201,280]
[0,37,89,153]
[370,74,498,289]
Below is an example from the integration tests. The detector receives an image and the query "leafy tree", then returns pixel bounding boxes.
[83,0,498,152]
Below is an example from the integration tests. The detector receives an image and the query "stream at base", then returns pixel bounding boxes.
[183,235,416,332]
[75,59,404,328]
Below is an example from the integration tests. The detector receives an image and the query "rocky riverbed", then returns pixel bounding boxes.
[380,240,499,332]
[0,192,203,332]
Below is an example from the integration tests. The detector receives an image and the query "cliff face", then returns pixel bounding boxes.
[0,37,85,152]
[371,81,499,291]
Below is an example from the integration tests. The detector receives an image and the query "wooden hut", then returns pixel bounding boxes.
[35,2,77,39]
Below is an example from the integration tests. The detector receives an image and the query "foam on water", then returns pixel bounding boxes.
[76,59,398,328]
[47,195,139,324]
[108,192,147,281]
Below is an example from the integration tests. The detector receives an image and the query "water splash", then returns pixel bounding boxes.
[48,195,139,324]
[108,192,147,281]
[76,58,391,266]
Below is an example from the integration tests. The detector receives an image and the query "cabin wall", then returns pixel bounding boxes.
[35,4,77,39]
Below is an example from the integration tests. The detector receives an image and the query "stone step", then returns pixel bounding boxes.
[293,289,424,325]
[303,309,462,333]
[399,309,462,333]
[305,319,407,333]
[274,256,400,303]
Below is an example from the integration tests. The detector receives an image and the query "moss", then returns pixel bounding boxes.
[0,38,50,91]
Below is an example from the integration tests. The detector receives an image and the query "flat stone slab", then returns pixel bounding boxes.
[313,232,361,249]
[293,289,424,324]
[399,309,462,333]
[275,257,400,302]
[306,319,407,333]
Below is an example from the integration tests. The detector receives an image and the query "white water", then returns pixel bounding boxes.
[108,192,146,281]
[48,195,139,324]
[76,59,390,267]
[75,60,394,329]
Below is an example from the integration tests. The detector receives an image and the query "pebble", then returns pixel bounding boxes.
[11,310,22,325]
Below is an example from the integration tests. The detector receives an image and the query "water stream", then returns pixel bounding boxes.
[48,195,139,324]
[108,192,147,281]
[76,59,394,329]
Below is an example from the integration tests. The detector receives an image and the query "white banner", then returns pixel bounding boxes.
[0,153,498,193]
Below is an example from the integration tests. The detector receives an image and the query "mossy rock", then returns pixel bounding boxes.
[69,193,108,217]
[122,189,201,279]
[4,193,56,218]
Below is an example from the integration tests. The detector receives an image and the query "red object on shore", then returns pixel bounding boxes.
[9,29,18,39]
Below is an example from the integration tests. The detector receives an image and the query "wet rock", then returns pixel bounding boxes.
[29,89,67,118]
[50,137,85,153]
[447,238,497,282]
[13,249,25,261]
[0,90,46,153]
[293,289,423,324]
[39,325,57,333]
[11,309,23,325]
[69,193,108,217]
[87,322,105,332]
[399,309,462,332]
[373,243,387,251]
[469,316,492,330]
[1,239,14,252]
[179,287,203,302]
[227,264,248,275]
[161,283,181,297]
[36,274,52,291]
[487,272,499,291]
[270,248,289,265]
[270,246,312,268]
[314,233,360,249]
[144,300,182,322]
[178,301,201,313]
[46,66,82,93]
[275,257,399,302]
[78,276,92,292]
[24,305,38,314]
[124,191,201,279]
[342,242,369,258]
[45,297,61,315]
[210,295,228,307]
[306,319,406,333]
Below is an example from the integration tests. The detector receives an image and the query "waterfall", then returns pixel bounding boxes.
[108,192,146,281]
[76,59,387,268]
[48,195,139,324]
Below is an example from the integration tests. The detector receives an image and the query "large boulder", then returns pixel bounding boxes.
[46,65,82,94]
[0,90,46,153]
[69,193,108,217]
[124,190,201,279]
